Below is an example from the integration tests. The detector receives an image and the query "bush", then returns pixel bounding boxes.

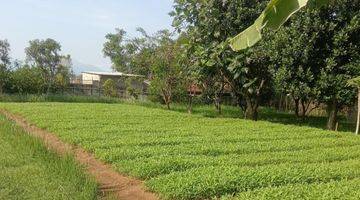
[8,65,46,94]
[103,79,117,97]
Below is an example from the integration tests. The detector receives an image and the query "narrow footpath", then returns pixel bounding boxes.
[0,109,158,200]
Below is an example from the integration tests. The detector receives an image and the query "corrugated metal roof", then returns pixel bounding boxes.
[82,71,144,77]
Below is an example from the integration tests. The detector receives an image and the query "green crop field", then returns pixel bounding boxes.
[0,114,98,200]
[1,102,360,199]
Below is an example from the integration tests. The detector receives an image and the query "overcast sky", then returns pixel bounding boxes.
[1,0,174,70]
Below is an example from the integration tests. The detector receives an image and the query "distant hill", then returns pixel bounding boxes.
[72,60,112,75]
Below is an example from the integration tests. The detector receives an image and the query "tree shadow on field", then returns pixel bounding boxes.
[167,103,355,133]
[258,108,355,133]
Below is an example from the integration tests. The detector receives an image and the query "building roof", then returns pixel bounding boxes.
[82,71,144,77]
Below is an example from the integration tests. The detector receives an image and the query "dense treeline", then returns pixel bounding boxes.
[102,0,360,130]
[0,39,73,95]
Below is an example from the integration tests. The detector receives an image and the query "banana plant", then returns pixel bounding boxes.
[348,77,360,135]
[230,0,329,51]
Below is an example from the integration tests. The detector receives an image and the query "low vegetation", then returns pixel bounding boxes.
[0,94,123,103]
[1,102,359,199]
[0,114,98,200]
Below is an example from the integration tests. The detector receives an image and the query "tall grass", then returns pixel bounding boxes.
[0,114,98,200]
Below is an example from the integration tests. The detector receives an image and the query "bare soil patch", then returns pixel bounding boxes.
[0,109,159,200]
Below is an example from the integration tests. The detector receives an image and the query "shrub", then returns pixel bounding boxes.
[103,79,117,97]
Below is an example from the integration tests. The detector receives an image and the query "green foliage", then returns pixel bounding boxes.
[103,79,117,97]
[103,29,130,73]
[25,38,73,93]
[0,115,97,200]
[1,103,359,199]
[0,94,123,103]
[230,0,331,50]
[268,7,325,117]
[0,39,11,94]
[124,77,143,99]
[150,33,186,107]
[10,65,46,94]
[54,55,73,93]
[348,76,360,87]
[267,0,360,128]
[103,28,154,75]
[312,0,360,129]
[172,0,272,119]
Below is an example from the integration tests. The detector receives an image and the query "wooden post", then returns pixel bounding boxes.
[356,88,360,135]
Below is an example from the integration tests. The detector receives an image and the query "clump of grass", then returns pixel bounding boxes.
[0,115,98,200]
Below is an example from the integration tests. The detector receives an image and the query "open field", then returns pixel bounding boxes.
[1,94,355,132]
[1,102,360,199]
[0,114,98,200]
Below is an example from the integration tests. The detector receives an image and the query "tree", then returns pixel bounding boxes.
[103,29,130,73]
[10,65,46,94]
[269,9,323,120]
[25,39,62,94]
[228,44,272,120]
[312,1,360,130]
[171,0,271,120]
[150,30,185,110]
[0,39,11,94]
[55,55,73,93]
[103,28,155,76]
[348,77,360,135]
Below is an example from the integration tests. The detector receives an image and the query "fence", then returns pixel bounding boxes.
[65,84,148,100]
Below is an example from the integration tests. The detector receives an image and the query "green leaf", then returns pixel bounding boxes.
[348,76,360,87]
[230,0,329,51]
[229,13,265,52]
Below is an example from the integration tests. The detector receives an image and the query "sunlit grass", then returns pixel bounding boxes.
[0,114,98,200]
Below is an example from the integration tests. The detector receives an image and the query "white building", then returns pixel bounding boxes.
[81,71,143,85]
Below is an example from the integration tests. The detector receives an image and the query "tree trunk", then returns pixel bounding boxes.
[294,98,300,117]
[46,77,53,95]
[188,94,193,114]
[300,100,307,121]
[245,108,258,121]
[278,94,283,111]
[326,100,338,131]
[162,89,171,110]
[214,95,222,115]
[164,95,171,110]
[214,88,223,115]
[245,97,258,121]
[356,89,360,135]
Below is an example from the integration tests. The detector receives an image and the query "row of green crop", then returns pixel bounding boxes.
[114,144,360,179]
[1,102,360,199]
[147,159,360,199]
[222,178,360,200]
[89,136,360,162]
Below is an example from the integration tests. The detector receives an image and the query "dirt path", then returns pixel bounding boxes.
[0,109,159,200]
